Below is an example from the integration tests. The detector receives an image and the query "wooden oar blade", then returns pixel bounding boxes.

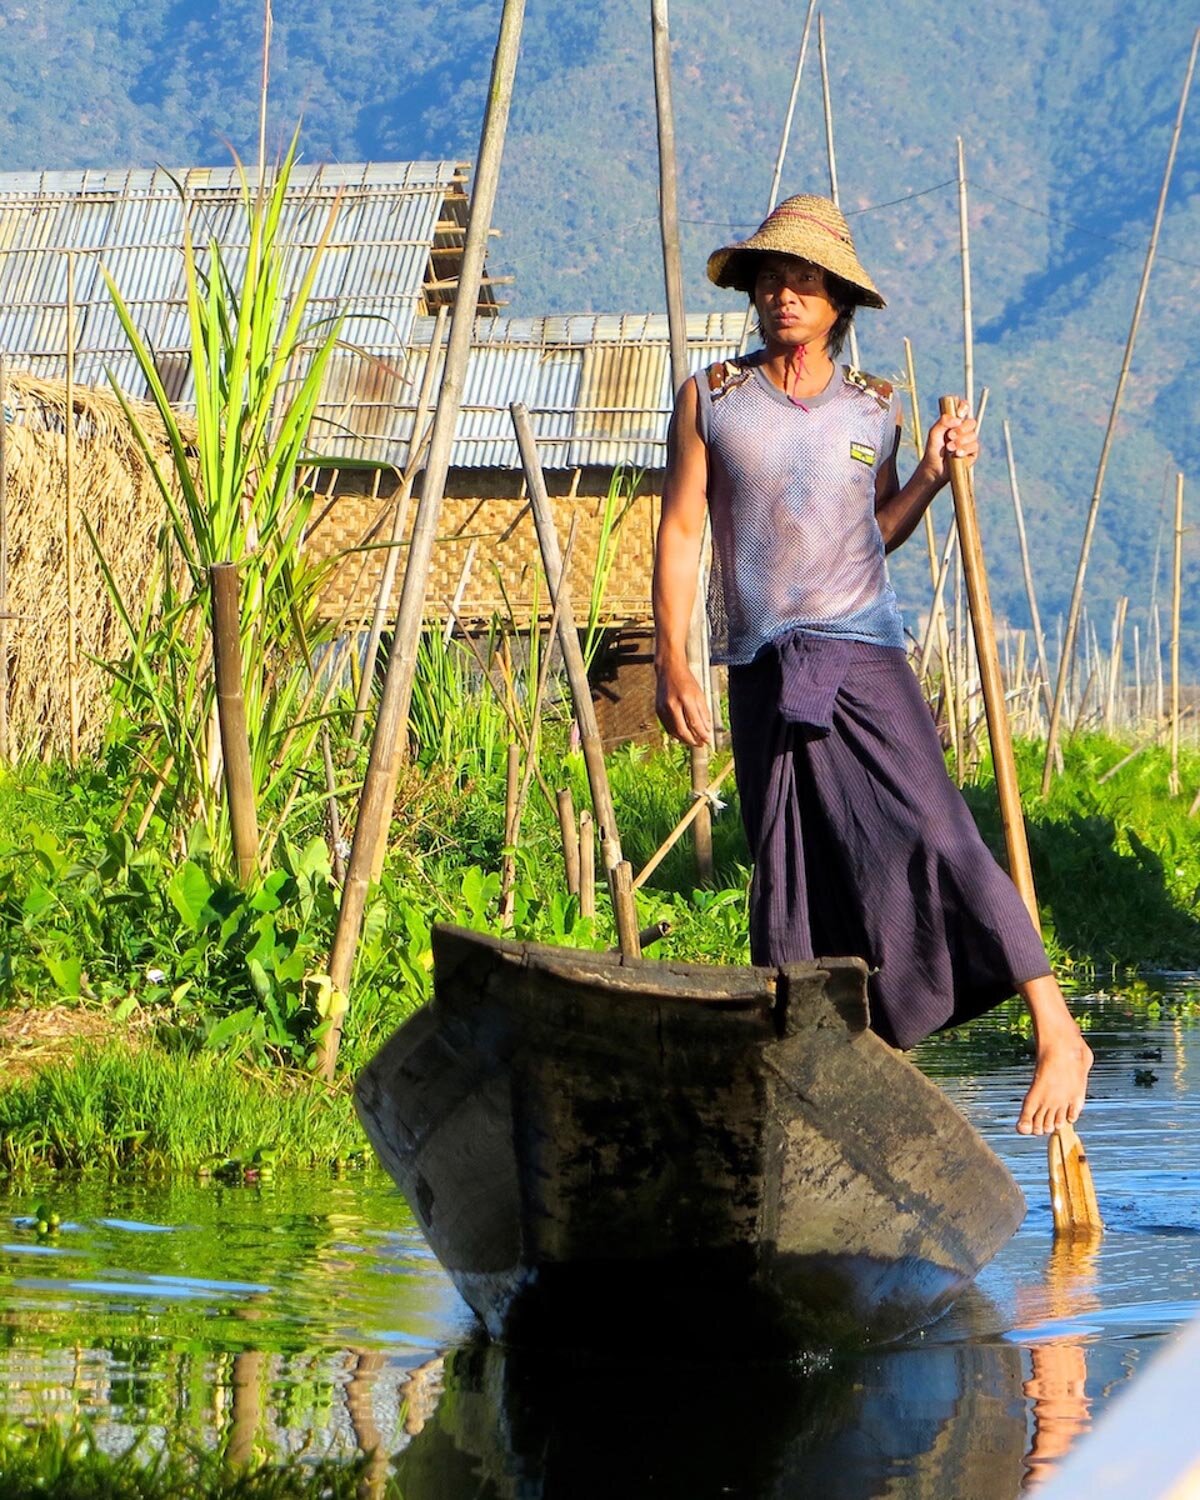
[1048,1122,1102,1238]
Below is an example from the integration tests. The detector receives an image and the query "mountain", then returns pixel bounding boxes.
[1,0,1198,674]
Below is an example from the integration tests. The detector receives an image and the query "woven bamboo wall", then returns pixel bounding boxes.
[306,466,663,630]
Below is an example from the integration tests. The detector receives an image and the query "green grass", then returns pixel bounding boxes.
[0,1419,395,1499]
[0,1045,367,1175]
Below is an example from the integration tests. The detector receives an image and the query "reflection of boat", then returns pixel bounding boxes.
[355,924,1025,1352]
[391,1336,1029,1500]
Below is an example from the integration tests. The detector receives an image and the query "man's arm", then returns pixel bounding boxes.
[652,377,712,748]
[875,399,978,553]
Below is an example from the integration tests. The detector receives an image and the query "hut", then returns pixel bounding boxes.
[0,162,741,752]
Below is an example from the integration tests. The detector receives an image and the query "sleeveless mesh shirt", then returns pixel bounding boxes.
[698,357,906,665]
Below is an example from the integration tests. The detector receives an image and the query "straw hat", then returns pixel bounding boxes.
[707,194,885,308]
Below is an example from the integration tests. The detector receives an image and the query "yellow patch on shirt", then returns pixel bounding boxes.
[849,441,876,466]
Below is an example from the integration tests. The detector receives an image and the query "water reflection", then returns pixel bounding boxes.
[391,1337,1029,1499]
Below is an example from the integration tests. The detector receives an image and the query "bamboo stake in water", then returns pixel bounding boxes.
[210,565,260,886]
[1043,28,1200,796]
[651,0,713,883]
[65,253,79,766]
[818,16,859,371]
[1170,473,1183,795]
[319,0,525,1082]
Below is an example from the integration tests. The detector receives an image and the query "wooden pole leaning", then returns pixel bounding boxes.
[940,397,1101,1239]
[651,0,714,884]
[317,0,525,1082]
[209,565,260,886]
[511,401,640,958]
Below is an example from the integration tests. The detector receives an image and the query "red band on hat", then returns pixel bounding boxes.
[764,205,851,243]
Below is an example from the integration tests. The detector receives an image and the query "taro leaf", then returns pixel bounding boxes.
[41,953,84,997]
[205,1005,261,1051]
[168,861,216,931]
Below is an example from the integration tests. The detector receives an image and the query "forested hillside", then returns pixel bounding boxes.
[1,0,1198,667]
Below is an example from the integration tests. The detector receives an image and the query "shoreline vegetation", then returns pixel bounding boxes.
[2,727,1198,1178]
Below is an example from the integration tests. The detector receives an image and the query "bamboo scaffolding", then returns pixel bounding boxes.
[818,16,860,371]
[652,0,713,882]
[319,0,525,1081]
[1170,473,1183,795]
[1042,28,1200,794]
[512,400,640,955]
[210,565,260,886]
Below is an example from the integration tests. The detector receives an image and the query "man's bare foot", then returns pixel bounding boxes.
[1016,976,1094,1136]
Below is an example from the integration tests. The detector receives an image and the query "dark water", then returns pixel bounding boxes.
[2,986,1199,1497]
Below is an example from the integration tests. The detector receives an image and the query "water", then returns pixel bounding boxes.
[2,985,1199,1496]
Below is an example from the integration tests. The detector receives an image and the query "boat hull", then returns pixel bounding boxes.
[355,924,1025,1350]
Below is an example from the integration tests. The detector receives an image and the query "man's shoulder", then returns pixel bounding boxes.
[705,357,757,402]
[842,366,896,413]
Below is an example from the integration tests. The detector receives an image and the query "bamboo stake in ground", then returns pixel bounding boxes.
[511,400,640,957]
[556,787,580,895]
[633,756,735,891]
[651,0,713,883]
[579,809,596,919]
[940,397,1100,1239]
[1170,473,1183,795]
[0,353,8,765]
[64,252,80,767]
[1043,28,1200,795]
[317,0,525,1082]
[209,565,260,886]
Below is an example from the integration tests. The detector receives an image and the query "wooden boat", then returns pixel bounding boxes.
[354,922,1025,1352]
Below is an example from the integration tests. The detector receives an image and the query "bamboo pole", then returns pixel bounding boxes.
[0,353,8,765]
[737,0,819,356]
[210,565,260,885]
[1042,28,1200,795]
[651,0,714,883]
[1003,421,1055,728]
[1106,596,1128,734]
[318,0,525,1081]
[906,339,957,741]
[498,741,521,928]
[512,401,640,956]
[351,304,449,744]
[579,809,596,919]
[633,756,735,891]
[65,252,80,767]
[257,0,273,192]
[956,138,974,411]
[941,399,1100,1237]
[557,787,580,895]
[1170,473,1183,795]
[818,15,859,370]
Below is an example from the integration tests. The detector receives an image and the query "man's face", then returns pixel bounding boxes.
[753,254,839,351]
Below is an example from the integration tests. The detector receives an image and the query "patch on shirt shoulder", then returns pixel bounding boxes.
[849,441,876,466]
[843,366,895,412]
[706,360,755,401]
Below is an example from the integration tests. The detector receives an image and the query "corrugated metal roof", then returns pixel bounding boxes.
[0,161,752,472]
[0,161,469,442]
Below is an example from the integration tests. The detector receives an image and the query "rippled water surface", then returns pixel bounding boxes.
[2,983,1199,1497]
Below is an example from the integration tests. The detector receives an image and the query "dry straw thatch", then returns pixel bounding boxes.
[1,370,191,761]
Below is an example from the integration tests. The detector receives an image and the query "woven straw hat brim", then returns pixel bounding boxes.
[707,197,885,309]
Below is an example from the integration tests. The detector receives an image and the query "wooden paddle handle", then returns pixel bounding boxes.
[940,397,1040,929]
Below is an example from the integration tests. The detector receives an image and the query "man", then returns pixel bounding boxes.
[653,194,1091,1136]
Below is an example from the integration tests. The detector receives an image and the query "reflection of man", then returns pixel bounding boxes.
[653,193,1092,1134]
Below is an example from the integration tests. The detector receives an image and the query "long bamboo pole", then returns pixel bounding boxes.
[351,304,449,744]
[1042,28,1200,795]
[1170,473,1183,795]
[956,138,974,412]
[512,401,640,956]
[651,0,713,882]
[210,565,260,886]
[818,16,859,370]
[65,252,79,767]
[941,398,1100,1236]
[318,0,525,1081]
[738,0,818,356]
[0,353,8,765]
[1003,421,1054,726]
